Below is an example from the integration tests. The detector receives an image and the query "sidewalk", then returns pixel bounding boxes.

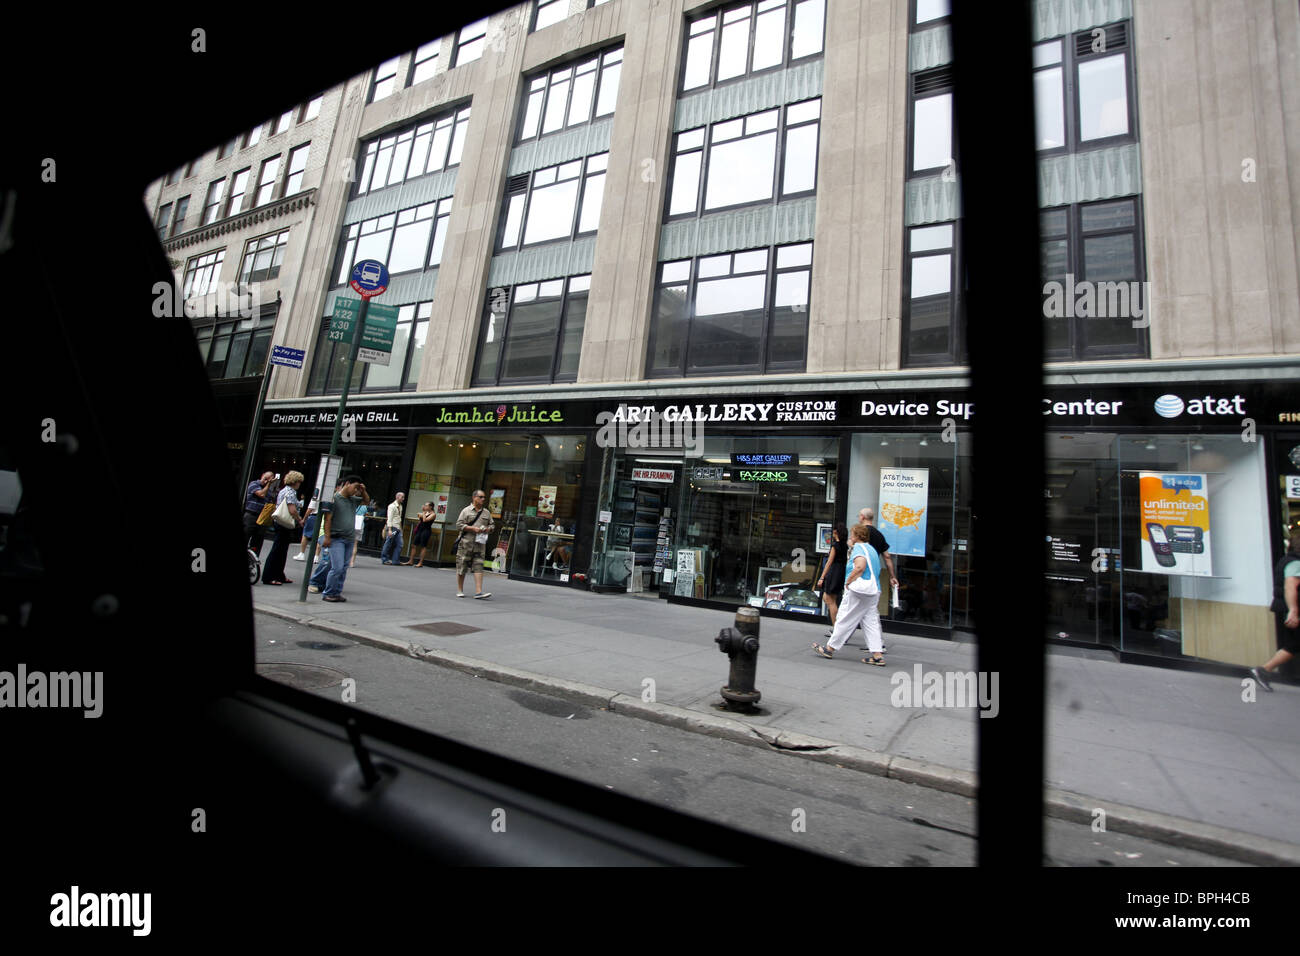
[254,556,1300,862]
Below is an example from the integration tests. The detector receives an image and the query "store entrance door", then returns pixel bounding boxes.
[1044,436,1120,646]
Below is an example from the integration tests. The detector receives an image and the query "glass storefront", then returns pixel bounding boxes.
[408,432,585,579]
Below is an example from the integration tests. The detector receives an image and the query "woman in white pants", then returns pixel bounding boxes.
[813,523,886,665]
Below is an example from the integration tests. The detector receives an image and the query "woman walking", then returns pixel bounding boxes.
[262,470,305,585]
[812,522,885,665]
[816,523,848,639]
[402,502,437,567]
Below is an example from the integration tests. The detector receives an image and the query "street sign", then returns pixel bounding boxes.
[350,259,389,299]
[270,345,306,369]
[358,303,398,366]
[326,296,360,344]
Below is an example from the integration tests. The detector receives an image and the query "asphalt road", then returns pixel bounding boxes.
[253,612,1244,867]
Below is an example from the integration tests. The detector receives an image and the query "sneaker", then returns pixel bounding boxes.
[475,592,492,600]
[457,592,465,598]
[292,553,305,561]
[1250,667,1274,692]
[308,586,321,593]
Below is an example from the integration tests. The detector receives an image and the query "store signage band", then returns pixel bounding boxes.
[731,453,799,468]
[632,468,675,483]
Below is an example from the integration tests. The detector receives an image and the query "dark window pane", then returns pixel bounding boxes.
[1040,209,1068,236]
[770,271,809,366]
[649,284,689,373]
[1081,199,1135,232]
[247,330,272,377]
[908,296,950,356]
[500,297,564,379]
[226,333,251,378]
[473,308,507,384]
[688,273,765,370]
[557,292,587,379]
[1083,234,1136,281]
[1040,238,1068,280]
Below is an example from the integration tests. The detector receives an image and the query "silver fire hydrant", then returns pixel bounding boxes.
[715,605,761,711]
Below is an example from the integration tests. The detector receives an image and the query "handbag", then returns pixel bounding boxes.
[846,544,880,597]
[256,501,276,527]
[273,497,296,529]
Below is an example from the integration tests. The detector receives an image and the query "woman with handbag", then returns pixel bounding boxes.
[401,501,437,567]
[812,522,885,664]
[262,471,305,585]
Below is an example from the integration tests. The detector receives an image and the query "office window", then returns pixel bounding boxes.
[903,223,960,365]
[914,0,950,25]
[667,99,819,217]
[534,0,567,31]
[183,250,226,298]
[166,166,183,186]
[518,47,622,142]
[218,136,239,160]
[410,39,442,85]
[1040,198,1146,359]
[273,109,294,136]
[497,153,606,251]
[454,18,488,67]
[301,95,323,122]
[206,311,275,380]
[372,56,401,102]
[170,196,190,237]
[156,202,172,239]
[910,67,952,173]
[334,197,453,284]
[355,106,471,196]
[588,0,612,6]
[1032,23,1134,152]
[473,275,590,385]
[225,168,250,217]
[255,156,280,206]
[284,144,310,195]
[244,124,262,149]
[647,243,812,376]
[202,178,226,225]
[682,0,824,92]
[239,230,289,284]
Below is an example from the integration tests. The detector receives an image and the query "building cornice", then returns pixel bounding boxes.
[163,189,317,253]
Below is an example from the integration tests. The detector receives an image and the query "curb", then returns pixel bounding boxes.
[254,601,1300,866]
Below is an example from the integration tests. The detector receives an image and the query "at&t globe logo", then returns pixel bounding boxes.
[1154,394,1185,418]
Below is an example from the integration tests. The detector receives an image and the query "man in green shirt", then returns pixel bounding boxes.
[307,474,370,602]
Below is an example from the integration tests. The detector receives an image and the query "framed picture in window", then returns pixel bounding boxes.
[487,488,505,518]
[825,468,837,503]
[816,523,833,554]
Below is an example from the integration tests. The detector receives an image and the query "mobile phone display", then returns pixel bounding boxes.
[1146,522,1176,567]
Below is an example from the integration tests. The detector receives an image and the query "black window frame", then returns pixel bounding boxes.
[225,167,251,218]
[532,0,567,32]
[332,196,453,288]
[514,46,623,145]
[155,201,172,239]
[1032,21,1138,156]
[663,97,820,221]
[452,17,489,68]
[678,0,826,95]
[470,275,592,387]
[907,66,954,176]
[202,177,227,225]
[352,104,472,199]
[370,54,402,104]
[307,298,433,395]
[645,242,813,378]
[1040,196,1149,361]
[494,152,607,253]
[182,248,226,299]
[408,38,443,86]
[170,195,191,237]
[254,155,281,206]
[239,229,290,285]
[284,143,310,196]
[901,220,965,368]
[300,95,324,123]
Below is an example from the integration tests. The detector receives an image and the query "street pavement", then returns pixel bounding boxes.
[252,553,1300,863]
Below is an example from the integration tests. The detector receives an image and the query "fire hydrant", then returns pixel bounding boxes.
[716,606,761,711]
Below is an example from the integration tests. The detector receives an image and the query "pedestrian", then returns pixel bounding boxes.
[381,492,406,565]
[349,501,369,568]
[292,494,318,562]
[402,501,436,567]
[243,470,275,557]
[812,522,885,664]
[307,475,370,602]
[858,507,901,593]
[454,489,494,599]
[262,470,304,585]
[1250,530,1300,691]
[815,523,848,639]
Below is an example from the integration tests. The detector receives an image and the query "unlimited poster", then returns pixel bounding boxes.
[1138,472,1211,576]
[877,468,929,558]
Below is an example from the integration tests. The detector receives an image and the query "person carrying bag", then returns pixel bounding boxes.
[813,522,886,664]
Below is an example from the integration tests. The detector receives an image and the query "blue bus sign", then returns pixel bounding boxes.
[350,259,389,299]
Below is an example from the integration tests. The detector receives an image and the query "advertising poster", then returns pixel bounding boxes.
[433,493,449,523]
[1138,472,1211,576]
[538,485,556,517]
[877,468,929,558]
[487,488,505,518]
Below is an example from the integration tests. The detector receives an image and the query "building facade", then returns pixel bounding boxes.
[157,0,1300,672]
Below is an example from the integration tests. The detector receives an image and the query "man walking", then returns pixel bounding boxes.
[858,507,900,592]
[381,492,406,565]
[1251,530,1300,691]
[243,470,275,557]
[307,475,370,603]
[454,490,494,599]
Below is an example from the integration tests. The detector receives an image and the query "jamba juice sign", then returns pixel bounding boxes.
[434,404,564,425]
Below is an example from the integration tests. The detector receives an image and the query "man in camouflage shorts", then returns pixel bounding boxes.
[455,489,494,599]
